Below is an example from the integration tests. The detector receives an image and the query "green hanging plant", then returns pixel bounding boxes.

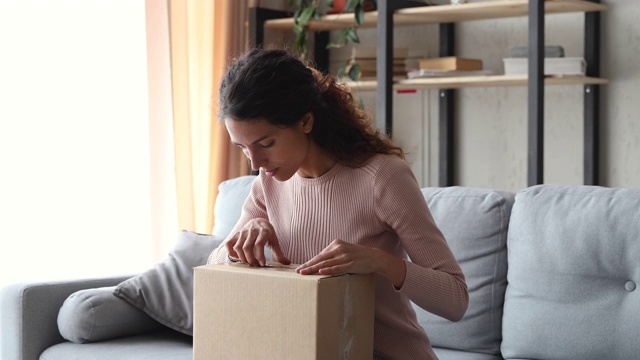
[289,0,377,81]
[290,0,322,56]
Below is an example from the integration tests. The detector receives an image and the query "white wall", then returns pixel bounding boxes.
[453,11,587,190]
[600,0,640,188]
[452,1,640,191]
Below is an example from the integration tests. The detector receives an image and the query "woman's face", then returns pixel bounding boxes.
[225,116,314,181]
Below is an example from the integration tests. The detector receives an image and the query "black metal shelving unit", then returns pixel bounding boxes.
[526,0,601,187]
[249,0,605,188]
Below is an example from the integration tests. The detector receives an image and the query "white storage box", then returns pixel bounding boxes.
[503,57,586,76]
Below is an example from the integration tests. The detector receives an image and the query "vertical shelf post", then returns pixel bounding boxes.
[376,0,394,136]
[249,7,288,48]
[439,23,455,187]
[584,0,601,185]
[313,32,330,74]
[375,0,425,137]
[527,0,544,186]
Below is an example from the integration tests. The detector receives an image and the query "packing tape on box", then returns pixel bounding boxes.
[340,280,355,359]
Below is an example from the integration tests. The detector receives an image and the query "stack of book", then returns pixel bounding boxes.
[350,47,408,80]
[407,56,492,79]
[419,56,483,71]
[503,45,586,76]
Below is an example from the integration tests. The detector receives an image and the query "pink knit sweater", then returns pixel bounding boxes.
[208,154,468,359]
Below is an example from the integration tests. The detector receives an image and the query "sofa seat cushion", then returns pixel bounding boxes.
[40,331,192,360]
[502,185,640,360]
[416,187,515,356]
[434,347,504,360]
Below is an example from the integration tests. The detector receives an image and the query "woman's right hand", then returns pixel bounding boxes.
[226,218,290,266]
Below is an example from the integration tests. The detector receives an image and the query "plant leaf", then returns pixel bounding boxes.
[289,0,304,7]
[337,63,347,79]
[346,28,360,43]
[337,28,348,46]
[345,0,358,12]
[298,6,316,24]
[349,63,361,81]
[295,32,307,53]
[327,28,349,48]
[355,3,364,25]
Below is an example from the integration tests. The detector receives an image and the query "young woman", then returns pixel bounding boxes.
[208,48,468,360]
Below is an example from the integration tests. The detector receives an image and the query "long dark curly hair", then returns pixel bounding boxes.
[218,48,404,167]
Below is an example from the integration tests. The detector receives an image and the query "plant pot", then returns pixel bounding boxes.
[327,0,375,14]
[327,0,347,14]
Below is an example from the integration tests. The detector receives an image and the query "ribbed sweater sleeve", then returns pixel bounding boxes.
[373,158,469,321]
[207,177,267,264]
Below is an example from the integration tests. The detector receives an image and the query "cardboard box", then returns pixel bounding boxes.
[194,263,375,360]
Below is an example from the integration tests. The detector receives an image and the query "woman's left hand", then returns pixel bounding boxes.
[296,239,408,288]
[296,239,378,276]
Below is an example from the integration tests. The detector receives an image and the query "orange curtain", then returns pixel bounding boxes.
[168,0,249,234]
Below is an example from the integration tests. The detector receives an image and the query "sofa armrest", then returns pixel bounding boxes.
[1,276,133,360]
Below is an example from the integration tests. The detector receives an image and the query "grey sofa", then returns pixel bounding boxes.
[2,175,639,360]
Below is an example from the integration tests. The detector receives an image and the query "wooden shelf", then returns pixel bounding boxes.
[264,0,608,31]
[265,10,375,31]
[394,0,607,25]
[343,75,608,91]
[396,75,608,89]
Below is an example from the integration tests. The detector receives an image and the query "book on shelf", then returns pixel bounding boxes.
[357,63,405,72]
[359,70,407,80]
[510,45,565,58]
[503,57,586,76]
[349,47,409,80]
[407,69,493,79]
[419,56,483,71]
[356,58,406,67]
[352,47,409,59]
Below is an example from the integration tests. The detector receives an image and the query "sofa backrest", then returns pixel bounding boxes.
[502,185,640,360]
[213,177,517,358]
[212,175,256,239]
[417,187,515,357]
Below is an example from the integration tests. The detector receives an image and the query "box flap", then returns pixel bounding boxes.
[196,262,334,281]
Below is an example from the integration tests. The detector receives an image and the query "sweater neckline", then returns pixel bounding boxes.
[294,161,342,186]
